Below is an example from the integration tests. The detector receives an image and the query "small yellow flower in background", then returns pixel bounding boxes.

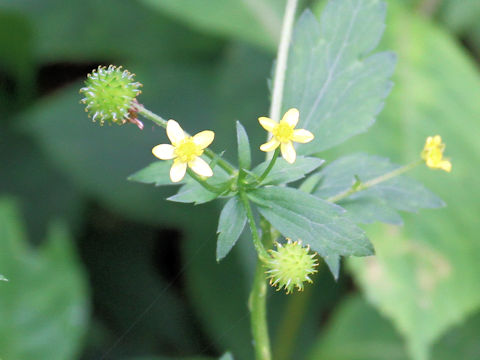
[259,108,314,164]
[421,135,452,172]
[152,120,215,182]
[264,239,318,294]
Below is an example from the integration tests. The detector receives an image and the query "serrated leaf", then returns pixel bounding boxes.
[216,196,247,261]
[252,156,324,185]
[311,0,480,351]
[248,186,373,261]
[314,153,444,224]
[236,121,251,170]
[0,198,88,360]
[283,3,396,154]
[128,161,180,186]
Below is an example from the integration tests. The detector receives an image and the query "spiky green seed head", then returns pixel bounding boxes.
[265,239,318,294]
[80,65,142,126]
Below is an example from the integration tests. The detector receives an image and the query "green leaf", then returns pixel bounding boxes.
[313,153,444,224]
[248,186,373,260]
[139,0,285,50]
[128,161,180,186]
[319,1,480,358]
[283,3,396,155]
[340,197,403,225]
[308,295,480,360]
[216,196,247,261]
[236,121,251,170]
[0,198,89,360]
[167,182,218,204]
[252,156,324,185]
[0,275,7,282]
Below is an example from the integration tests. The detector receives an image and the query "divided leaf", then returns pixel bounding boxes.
[283,3,396,154]
[216,197,247,261]
[252,156,324,186]
[248,187,373,267]
[313,154,444,225]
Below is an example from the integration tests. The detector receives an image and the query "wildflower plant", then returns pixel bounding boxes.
[79,0,450,359]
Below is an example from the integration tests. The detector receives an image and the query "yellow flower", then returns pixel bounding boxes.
[258,108,314,164]
[421,135,452,172]
[152,120,215,182]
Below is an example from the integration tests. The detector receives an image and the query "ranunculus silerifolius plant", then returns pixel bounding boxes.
[79,0,451,359]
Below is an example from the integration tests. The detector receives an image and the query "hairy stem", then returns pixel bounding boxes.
[186,168,225,194]
[256,148,280,185]
[249,261,271,360]
[240,191,269,261]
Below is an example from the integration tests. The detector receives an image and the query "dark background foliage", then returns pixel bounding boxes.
[0,0,479,359]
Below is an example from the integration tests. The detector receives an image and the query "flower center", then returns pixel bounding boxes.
[273,122,294,143]
[175,137,203,163]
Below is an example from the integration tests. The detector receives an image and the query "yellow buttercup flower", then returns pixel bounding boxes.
[152,120,215,182]
[421,135,452,172]
[259,108,314,164]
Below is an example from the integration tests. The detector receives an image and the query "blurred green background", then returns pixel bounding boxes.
[0,0,479,359]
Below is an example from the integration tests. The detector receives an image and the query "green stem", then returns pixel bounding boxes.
[135,103,236,175]
[136,104,167,128]
[247,1,298,359]
[269,0,299,123]
[186,168,225,194]
[203,148,236,175]
[239,191,269,261]
[327,160,423,203]
[256,148,280,185]
[249,260,271,360]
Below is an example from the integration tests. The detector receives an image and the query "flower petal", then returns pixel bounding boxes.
[281,141,296,164]
[193,130,215,149]
[440,160,452,172]
[282,108,299,127]
[170,160,187,182]
[152,144,175,160]
[260,138,280,152]
[189,157,213,177]
[259,117,277,132]
[292,129,314,143]
[167,120,186,145]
